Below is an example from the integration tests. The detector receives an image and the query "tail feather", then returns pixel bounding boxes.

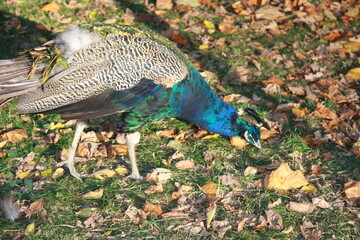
[0,57,42,99]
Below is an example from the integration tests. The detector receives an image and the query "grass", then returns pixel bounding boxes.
[1,0,360,239]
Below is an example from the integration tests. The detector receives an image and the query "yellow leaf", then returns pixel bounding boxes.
[81,189,104,199]
[342,41,360,52]
[38,37,47,43]
[17,171,31,180]
[201,181,217,200]
[88,11,97,20]
[41,2,60,12]
[40,169,53,178]
[206,203,217,229]
[52,168,64,178]
[48,122,65,130]
[202,134,219,140]
[0,140,8,148]
[230,137,247,149]
[301,185,318,194]
[346,67,360,79]
[25,222,35,236]
[92,169,117,180]
[75,207,98,217]
[265,163,308,190]
[203,20,215,29]
[115,167,128,176]
[199,45,209,50]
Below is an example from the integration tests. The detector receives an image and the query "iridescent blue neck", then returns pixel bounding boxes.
[172,68,240,137]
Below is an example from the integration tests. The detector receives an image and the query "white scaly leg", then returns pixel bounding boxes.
[125,131,142,180]
[57,120,88,180]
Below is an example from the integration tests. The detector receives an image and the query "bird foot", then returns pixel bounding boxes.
[125,172,144,181]
[57,160,87,181]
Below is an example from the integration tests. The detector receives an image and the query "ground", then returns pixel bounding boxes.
[0,0,359,239]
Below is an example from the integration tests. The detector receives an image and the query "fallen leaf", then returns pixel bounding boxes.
[25,222,35,236]
[144,201,162,217]
[40,169,52,178]
[0,140,8,148]
[41,2,60,12]
[81,189,104,199]
[311,103,337,120]
[282,226,294,234]
[265,209,283,230]
[344,180,360,202]
[230,137,247,148]
[91,168,117,180]
[288,201,316,213]
[17,171,31,180]
[111,145,128,155]
[265,163,309,190]
[219,174,240,186]
[237,217,249,232]
[268,198,282,208]
[156,0,173,9]
[324,31,352,41]
[115,167,128,176]
[211,220,231,238]
[262,83,281,95]
[262,77,284,85]
[75,208,98,217]
[300,220,322,240]
[52,168,64,178]
[255,6,285,20]
[218,15,238,33]
[346,67,360,79]
[342,41,360,52]
[171,33,188,45]
[201,181,218,200]
[174,159,195,170]
[301,185,318,194]
[3,129,28,143]
[25,198,44,218]
[145,168,172,182]
[253,215,267,231]
[171,184,192,199]
[161,210,189,218]
[206,202,216,229]
[312,197,331,209]
[145,182,164,194]
[244,166,258,176]
[260,128,279,140]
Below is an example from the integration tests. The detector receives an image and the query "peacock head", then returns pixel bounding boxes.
[237,108,269,149]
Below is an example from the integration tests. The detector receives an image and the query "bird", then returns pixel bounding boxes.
[0,23,265,180]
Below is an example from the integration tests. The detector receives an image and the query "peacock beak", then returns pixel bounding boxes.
[253,140,261,149]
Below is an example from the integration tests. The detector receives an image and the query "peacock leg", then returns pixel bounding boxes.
[125,131,142,180]
[57,120,88,180]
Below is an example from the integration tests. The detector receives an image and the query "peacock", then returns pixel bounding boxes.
[0,23,265,180]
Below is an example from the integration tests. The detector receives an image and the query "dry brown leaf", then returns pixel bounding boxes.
[174,160,195,170]
[81,189,104,199]
[244,166,258,176]
[206,202,217,229]
[25,198,44,218]
[144,182,164,194]
[264,163,309,190]
[3,129,28,143]
[145,168,172,182]
[201,181,217,200]
[268,198,282,208]
[291,107,307,118]
[171,184,192,199]
[219,174,240,186]
[324,31,352,41]
[344,180,360,202]
[253,215,267,231]
[288,201,316,213]
[265,209,283,230]
[260,128,279,140]
[156,0,172,9]
[218,15,238,33]
[312,197,331,209]
[230,137,247,148]
[262,83,281,95]
[144,201,162,217]
[161,210,189,218]
[171,33,188,46]
[111,144,128,155]
[300,220,322,240]
[262,77,284,85]
[237,217,249,232]
[311,103,337,120]
[255,6,285,20]
[310,165,324,175]
[41,2,60,12]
